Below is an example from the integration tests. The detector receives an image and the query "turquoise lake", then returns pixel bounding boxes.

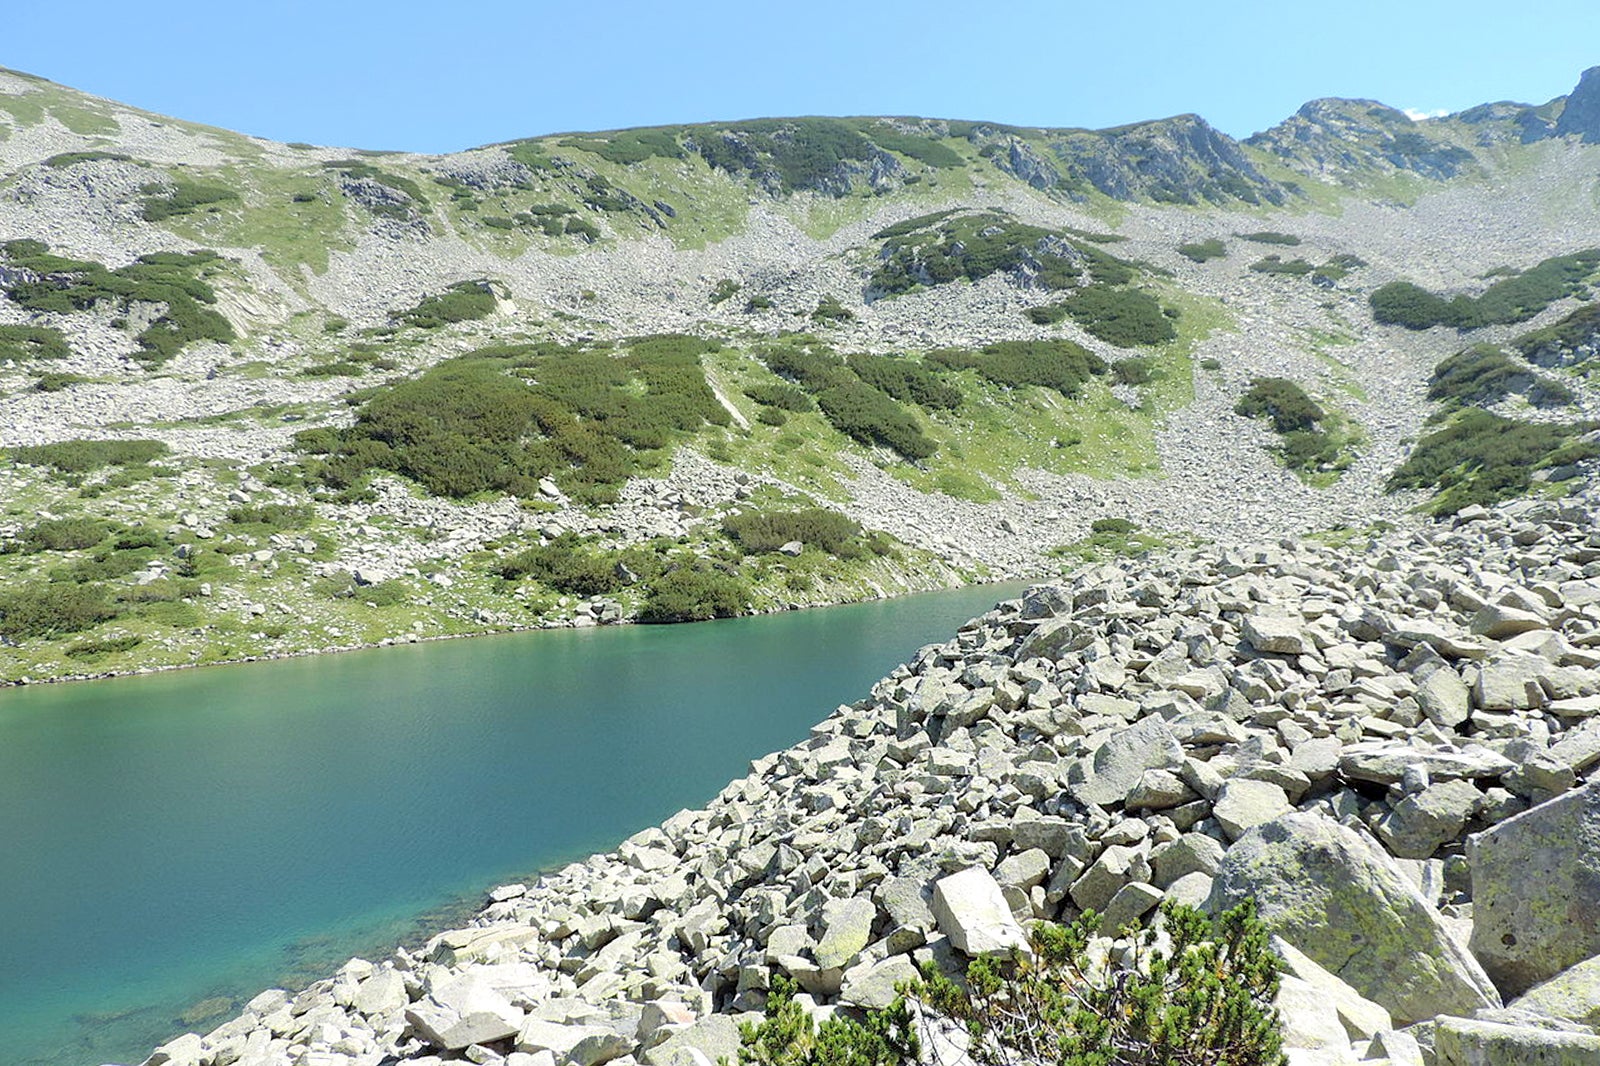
[0,583,1024,1066]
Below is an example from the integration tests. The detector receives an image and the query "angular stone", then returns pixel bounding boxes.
[1125,768,1195,810]
[1338,742,1515,785]
[1212,779,1292,841]
[1476,656,1552,711]
[840,954,920,1010]
[1511,954,1600,1027]
[814,896,877,970]
[517,1019,620,1057]
[993,848,1051,891]
[1097,881,1162,934]
[639,1015,743,1066]
[1243,614,1314,655]
[1152,832,1225,888]
[351,968,408,1016]
[931,867,1029,958]
[1068,715,1183,807]
[1434,1014,1600,1065]
[409,1001,522,1051]
[1376,779,1482,859]
[876,877,935,932]
[1009,808,1077,858]
[1471,603,1549,640]
[1273,937,1392,1041]
[1469,781,1600,996]
[1208,812,1500,1025]
[1070,844,1138,913]
[1415,668,1471,728]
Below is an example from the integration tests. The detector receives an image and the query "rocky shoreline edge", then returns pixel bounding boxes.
[134,491,1600,1066]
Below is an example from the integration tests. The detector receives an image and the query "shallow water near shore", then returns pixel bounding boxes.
[0,582,1026,1066]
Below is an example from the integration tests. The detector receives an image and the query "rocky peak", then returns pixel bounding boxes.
[1555,65,1600,142]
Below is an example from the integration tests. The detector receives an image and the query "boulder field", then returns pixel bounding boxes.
[139,492,1600,1066]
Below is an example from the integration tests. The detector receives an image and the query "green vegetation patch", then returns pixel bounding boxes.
[42,150,131,168]
[8,516,109,553]
[0,581,117,640]
[6,438,169,472]
[695,118,877,194]
[638,565,751,623]
[1249,256,1316,277]
[761,345,942,461]
[557,127,684,166]
[140,178,239,222]
[1513,302,1600,360]
[1429,344,1573,409]
[1389,408,1599,514]
[927,339,1106,397]
[1237,230,1301,245]
[1051,517,1171,566]
[1178,238,1227,262]
[0,323,70,361]
[497,532,658,597]
[1372,248,1600,330]
[1236,377,1356,478]
[398,280,499,329]
[1027,286,1178,347]
[0,241,234,365]
[323,159,430,206]
[305,334,729,504]
[869,210,1135,297]
[739,901,1283,1066]
[723,507,876,558]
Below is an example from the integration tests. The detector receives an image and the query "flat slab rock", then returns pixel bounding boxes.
[931,866,1029,957]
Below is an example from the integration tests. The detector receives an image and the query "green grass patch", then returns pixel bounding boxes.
[927,340,1106,397]
[1050,517,1171,566]
[6,438,169,472]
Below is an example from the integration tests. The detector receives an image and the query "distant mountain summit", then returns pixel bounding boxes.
[1555,65,1600,141]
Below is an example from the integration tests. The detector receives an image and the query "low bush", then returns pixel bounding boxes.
[744,382,814,412]
[1112,356,1161,385]
[710,279,741,304]
[12,517,108,553]
[34,371,89,392]
[1041,286,1178,346]
[323,160,430,207]
[1249,256,1315,276]
[225,504,313,530]
[869,211,1131,296]
[638,565,750,622]
[1429,344,1573,408]
[399,280,498,328]
[43,150,132,168]
[6,438,169,472]
[738,901,1284,1066]
[723,507,865,557]
[1179,238,1227,262]
[847,352,963,410]
[1237,230,1300,245]
[0,324,71,361]
[0,581,117,640]
[1389,408,1600,513]
[64,634,143,659]
[929,339,1106,397]
[140,178,239,221]
[1235,377,1324,433]
[497,533,630,597]
[816,382,936,460]
[1373,248,1600,330]
[811,295,854,323]
[558,128,684,165]
[1512,301,1600,358]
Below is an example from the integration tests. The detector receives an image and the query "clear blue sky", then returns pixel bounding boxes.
[6,1,1597,154]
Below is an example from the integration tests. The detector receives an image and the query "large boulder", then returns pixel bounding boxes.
[1208,812,1499,1025]
[931,867,1029,957]
[1468,781,1600,996]
[1067,715,1183,807]
[1433,1014,1600,1065]
[1511,954,1600,1027]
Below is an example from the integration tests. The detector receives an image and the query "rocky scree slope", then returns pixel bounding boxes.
[132,491,1600,1066]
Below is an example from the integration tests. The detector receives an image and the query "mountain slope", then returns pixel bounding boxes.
[3,65,1600,684]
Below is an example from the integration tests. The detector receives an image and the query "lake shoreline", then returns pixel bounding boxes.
[0,570,1049,690]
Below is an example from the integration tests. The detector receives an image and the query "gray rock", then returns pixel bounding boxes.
[931,867,1029,958]
[1212,778,1292,841]
[1415,668,1471,728]
[1208,812,1500,1024]
[640,1015,742,1066]
[1068,715,1183,807]
[1468,781,1600,996]
[840,954,920,1010]
[1097,881,1162,934]
[814,897,876,969]
[1376,779,1482,859]
[1511,954,1600,1028]
[1433,1014,1600,1064]
[1243,614,1314,655]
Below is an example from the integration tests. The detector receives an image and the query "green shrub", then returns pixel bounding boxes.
[497,533,627,596]
[1388,408,1600,513]
[323,316,349,333]
[323,160,430,207]
[1373,249,1600,330]
[140,178,239,221]
[225,504,313,530]
[1237,231,1300,245]
[399,280,498,328]
[1091,517,1136,535]
[811,295,855,323]
[854,122,965,168]
[1043,286,1177,347]
[738,901,1283,1066]
[64,634,143,659]
[744,382,815,412]
[756,406,788,426]
[42,150,132,168]
[0,324,71,361]
[914,901,1284,1066]
[710,279,741,304]
[6,438,169,472]
[1179,238,1227,262]
[1236,378,1324,433]
[12,517,108,553]
[1512,301,1600,357]
[816,382,936,460]
[639,565,750,622]
[847,353,963,410]
[723,507,865,557]
[1200,357,1222,370]
[746,294,774,312]
[1112,356,1161,385]
[1249,256,1315,277]
[928,339,1106,397]
[557,128,683,165]
[0,243,233,364]
[868,211,1134,296]
[1429,344,1573,409]
[872,210,961,240]
[33,371,89,392]
[0,581,117,639]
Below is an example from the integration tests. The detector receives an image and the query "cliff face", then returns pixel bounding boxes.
[1555,65,1600,142]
